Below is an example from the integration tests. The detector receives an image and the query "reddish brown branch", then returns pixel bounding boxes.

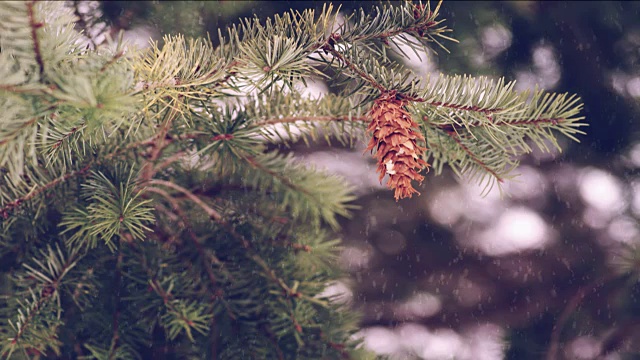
[1,164,91,219]
[26,1,45,79]
[0,132,164,218]
[445,131,503,182]
[148,189,236,322]
[422,101,502,115]
[431,116,567,133]
[323,43,386,93]
[508,118,564,126]
[244,156,312,199]
[99,51,124,73]
[0,84,55,96]
[208,60,240,89]
[9,294,48,347]
[153,151,187,173]
[8,250,79,350]
[0,118,37,146]
[51,126,80,149]
[252,115,368,128]
[141,105,180,181]
[147,180,223,221]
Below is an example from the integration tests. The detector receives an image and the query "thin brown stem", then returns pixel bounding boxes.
[430,116,567,133]
[0,84,55,96]
[7,251,79,350]
[141,105,180,181]
[99,51,124,73]
[27,1,45,79]
[325,46,386,92]
[417,100,503,115]
[1,164,92,219]
[243,156,312,199]
[445,131,503,182]
[146,180,222,221]
[153,151,187,173]
[147,187,236,320]
[251,115,368,128]
[0,118,38,146]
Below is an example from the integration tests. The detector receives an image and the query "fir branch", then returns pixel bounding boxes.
[3,244,79,358]
[99,51,124,74]
[3,291,50,358]
[147,180,222,221]
[430,116,571,133]
[339,0,456,54]
[141,107,180,181]
[322,42,387,93]
[445,130,503,183]
[250,115,368,128]
[147,188,235,320]
[0,84,55,96]
[415,100,504,115]
[153,151,188,173]
[141,263,210,342]
[0,163,91,219]
[26,1,45,79]
[146,179,319,308]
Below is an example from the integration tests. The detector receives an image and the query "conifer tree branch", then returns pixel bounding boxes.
[0,84,54,96]
[323,42,387,93]
[26,1,45,79]
[429,116,571,133]
[146,178,314,306]
[4,246,79,357]
[7,296,47,351]
[410,98,504,115]
[0,164,91,219]
[147,180,222,221]
[250,115,368,128]
[99,51,124,74]
[444,130,503,182]
[1,132,163,218]
[145,187,222,287]
[141,107,180,181]
[243,156,313,198]
[148,191,237,324]
[0,1,587,357]
[153,151,187,173]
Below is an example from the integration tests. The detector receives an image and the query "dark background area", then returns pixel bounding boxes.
[94,1,640,358]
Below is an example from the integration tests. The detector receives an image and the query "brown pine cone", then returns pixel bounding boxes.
[366,91,429,200]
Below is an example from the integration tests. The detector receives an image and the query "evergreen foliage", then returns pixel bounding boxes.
[0,1,584,358]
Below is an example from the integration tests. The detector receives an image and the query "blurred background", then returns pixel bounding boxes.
[84,1,640,359]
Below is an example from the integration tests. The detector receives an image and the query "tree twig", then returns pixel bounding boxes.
[27,1,45,79]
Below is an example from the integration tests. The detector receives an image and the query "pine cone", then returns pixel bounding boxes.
[366,91,429,200]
